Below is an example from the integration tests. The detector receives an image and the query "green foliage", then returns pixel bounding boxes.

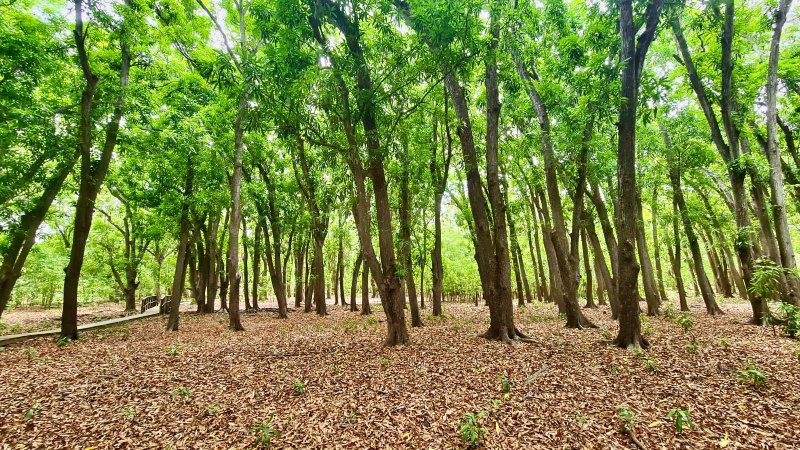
[292,379,306,395]
[749,258,791,301]
[615,405,637,431]
[250,416,280,448]
[56,336,72,347]
[120,406,137,421]
[457,412,487,447]
[165,344,181,357]
[667,408,694,432]
[738,359,768,388]
[770,302,800,338]
[498,373,512,393]
[379,356,390,369]
[24,405,40,422]
[170,386,191,399]
[662,304,678,320]
[676,314,694,333]
[205,404,220,416]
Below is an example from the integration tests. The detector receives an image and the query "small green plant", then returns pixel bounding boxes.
[56,336,72,347]
[667,408,694,432]
[644,358,658,373]
[719,337,730,349]
[24,405,40,422]
[292,379,306,395]
[165,344,181,357]
[738,358,768,388]
[205,403,219,416]
[120,406,136,421]
[363,315,378,327]
[498,373,512,393]
[772,302,800,338]
[615,405,636,431]
[250,416,280,448]
[457,412,487,447]
[379,356,389,369]
[662,303,678,319]
[170,386,191,399]
[685,342,700,353]
[749,258,786,301]
[676,314,694,333]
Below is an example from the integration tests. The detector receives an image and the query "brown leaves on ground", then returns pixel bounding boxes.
[0,299,798,449]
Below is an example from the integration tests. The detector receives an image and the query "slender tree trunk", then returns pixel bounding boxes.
[400,159,422,327]
[651,188,669,304]
[243,217,251,311]
[252,223,261,310]
[584,213,619,318]
[763,0,799,305]
[226,95,247,332]
[581,228,595,308]
[294,236,304,309]
[361,258,371,315]
[635,192,660,315]
[670,169,723,315]
[350,251,362,311]
[166,162,194,331]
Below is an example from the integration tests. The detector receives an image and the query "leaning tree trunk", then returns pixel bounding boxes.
[581,228,595,308]
[670,169,723,315]
[166,162,194,331]
[635,192,660,315]
[763,0,799,305]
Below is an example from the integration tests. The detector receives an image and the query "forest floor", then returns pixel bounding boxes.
[0,297,798,449]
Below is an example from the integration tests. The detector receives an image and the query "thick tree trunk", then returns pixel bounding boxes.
[615,0,662,349]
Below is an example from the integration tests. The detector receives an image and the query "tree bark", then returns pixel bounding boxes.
[61,3,131,339]
[615,0,663,349]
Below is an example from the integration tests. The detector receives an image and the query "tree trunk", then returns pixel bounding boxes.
[350,251,362,311]
[670,169,723,315]
[166,161,194,331]
[62,11,130,339]
[635,192,660,315]
[399,159,422,327]
[651,187,669,303]
[252,223,261,310]
[226,94,247,332]
[242,217,251,311]
[581,228,595,308]
[763,0,799,305]
[615,0,663,349]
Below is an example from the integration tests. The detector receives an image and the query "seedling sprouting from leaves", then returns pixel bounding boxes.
[738,358,768,388]
[250,415,280,448]
[170,386,191,399]
[120,406,136,421]
[379,356,389,369]
[676,314,693,333]
[206,404,219,416]
[667,408,694,432]
[498,373,512,393]
[165,344,180,357]
[24,405,40,422]
[458,411,487,447]
[292,379,306,395]
[615,405,637,431]
[56,336,72,347]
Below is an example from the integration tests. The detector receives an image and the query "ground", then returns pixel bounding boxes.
[1,298,798,449]
[0,304,139,335]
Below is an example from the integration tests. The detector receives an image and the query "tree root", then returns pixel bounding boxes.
[621,428,647,450]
